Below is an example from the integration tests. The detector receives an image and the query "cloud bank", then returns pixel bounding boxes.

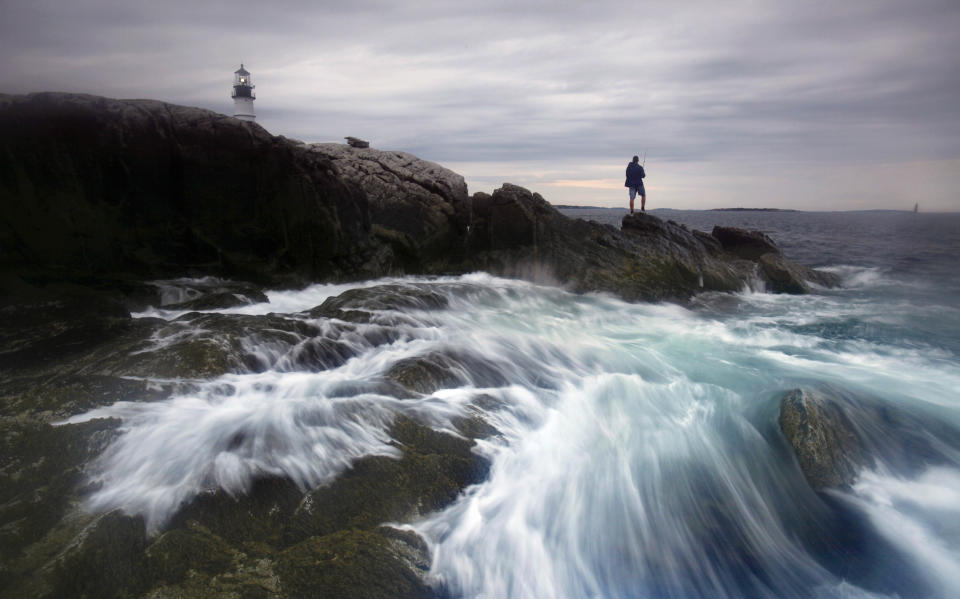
[2,0,958,209]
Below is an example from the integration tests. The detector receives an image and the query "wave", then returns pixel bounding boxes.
[63,274,960,597]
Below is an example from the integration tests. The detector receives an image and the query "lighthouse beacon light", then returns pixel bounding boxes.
[231,64,256,122]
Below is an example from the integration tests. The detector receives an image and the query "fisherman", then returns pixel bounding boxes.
[625,155,646,213]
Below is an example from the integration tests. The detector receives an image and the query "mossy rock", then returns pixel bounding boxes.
[50,510,150,599]
[166,477,305,549]
[0,417,121,564]
[284,416,489,545]
[451,412,500,440]
[276,528,433,599]
[116,336,237,379]
[146,523,237,584]
[3,374,175,420]
[309,284,449,317]
[385,351,510,396]
[386,355,466,395]
[779,388,869,489]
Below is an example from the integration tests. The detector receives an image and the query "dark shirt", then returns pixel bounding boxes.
[625,162,645,187]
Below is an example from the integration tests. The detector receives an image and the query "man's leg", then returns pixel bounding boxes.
[629,187,636,213]
[641,194,646,211]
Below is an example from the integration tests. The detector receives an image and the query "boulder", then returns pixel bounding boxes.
[309,283,451,316]
[308,143,470,267]
[385,351,510,395]
[759,253,841,294]
[712,226,781,260]
[779,387,960,491]
[700,226,839,293]
[472,183,555,251]
[778,388,868,489]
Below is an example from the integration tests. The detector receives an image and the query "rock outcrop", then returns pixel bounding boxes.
[711,226,840,293]
[2,92,838,304]
[712,226,781,260]
[0,92,376,288]
[778,388,869,489]
[778,386,960,490]
[307,143,470,269]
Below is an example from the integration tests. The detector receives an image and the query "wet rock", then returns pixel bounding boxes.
[127,414,487,597]
[387,354,467,395]
[778,388,869,489]
[0,417,122,569]
[144,278,269,311]
[276,528,433,599]
[692,229,723,255]
[712,226,782,260]
[758,253,841,294]
[146,522,237,584]
[780,386,960,493]
[50,510,150,599]
[105,312,321,378]
[168,477,305,549]
[451,412,501,440]
[280,336,357,372]
[386,351,510,395]
[285,416,489,543]
[309,284,450,319]
[162,289,269,311]
[119,335,238,379]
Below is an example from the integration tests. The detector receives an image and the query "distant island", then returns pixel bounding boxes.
[552,205,626,210]
[552,205,801,213]
[709,208,799,212]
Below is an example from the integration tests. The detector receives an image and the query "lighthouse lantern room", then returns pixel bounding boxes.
[232,64,256,121]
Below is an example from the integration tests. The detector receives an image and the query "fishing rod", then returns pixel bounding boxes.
[642,150,647,168]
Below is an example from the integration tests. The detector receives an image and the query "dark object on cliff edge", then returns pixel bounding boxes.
[345,136,370,148]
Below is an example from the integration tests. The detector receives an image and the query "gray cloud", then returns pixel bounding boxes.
[1,0,958,209]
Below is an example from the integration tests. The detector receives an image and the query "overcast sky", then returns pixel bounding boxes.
[2,0,959,210]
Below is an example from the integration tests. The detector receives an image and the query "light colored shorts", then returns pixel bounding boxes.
[629,184,645,200]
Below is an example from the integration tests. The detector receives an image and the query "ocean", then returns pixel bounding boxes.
[66,210,960,598]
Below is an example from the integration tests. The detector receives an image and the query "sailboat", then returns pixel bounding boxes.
[914,203,919,213]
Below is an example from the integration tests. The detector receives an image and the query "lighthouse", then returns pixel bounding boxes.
[231,64,256,121]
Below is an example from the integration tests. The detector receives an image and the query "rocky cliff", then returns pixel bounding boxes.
[2,92,837,305]
[0,93,378,288]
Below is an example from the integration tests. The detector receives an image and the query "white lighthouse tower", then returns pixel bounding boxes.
[231,64,256,121]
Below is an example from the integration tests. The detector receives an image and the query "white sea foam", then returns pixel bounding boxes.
[840,468,960,598]
[64,273,960,597]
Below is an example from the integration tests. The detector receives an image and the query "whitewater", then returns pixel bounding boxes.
[65,211,960,598]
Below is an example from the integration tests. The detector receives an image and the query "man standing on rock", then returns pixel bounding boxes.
[625,155,646,213]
